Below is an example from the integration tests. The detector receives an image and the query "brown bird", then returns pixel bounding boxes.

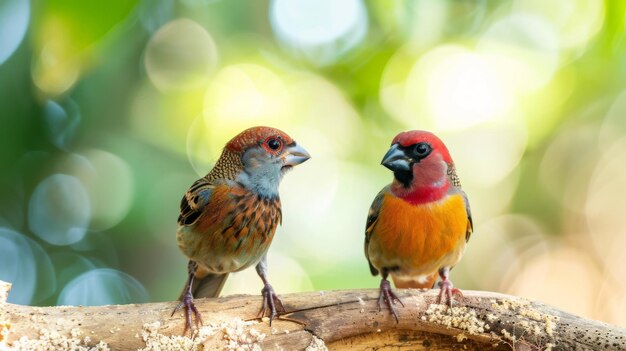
[173,126,310,334]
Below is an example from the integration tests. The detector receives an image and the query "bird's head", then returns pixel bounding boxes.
[382,130,453,201]
[221,126,310,197]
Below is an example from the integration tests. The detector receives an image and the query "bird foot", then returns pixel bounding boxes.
[378,279,404,323]
[257,283,285,325]
[437,279,463,307]
[171,291,203,336]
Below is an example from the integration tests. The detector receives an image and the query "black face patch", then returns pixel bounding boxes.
[407,142,432,160]
[394,170,413,188]
[390,142,432,187]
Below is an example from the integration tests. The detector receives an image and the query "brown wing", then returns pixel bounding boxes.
[178,178,216,226]
[364,186,389,276]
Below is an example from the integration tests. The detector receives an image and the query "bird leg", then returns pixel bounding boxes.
[378,272,404,323]
[171,261,203,336]
[436,267,463,307]
[255,255,285,325]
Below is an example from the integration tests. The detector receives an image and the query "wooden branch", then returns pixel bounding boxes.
[1,279,625,350]
[0,280,10,304]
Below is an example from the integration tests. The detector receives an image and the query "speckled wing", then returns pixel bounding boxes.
[178,178,216,226]
[447,164,473,242]
[364,186,389,277]
[461,190,473,242]
[176,177,224,299]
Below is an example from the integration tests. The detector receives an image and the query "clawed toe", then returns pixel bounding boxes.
[173,292,203,336]
[258,283,285,325]
[378,279,404,323]
[437,279,463,307]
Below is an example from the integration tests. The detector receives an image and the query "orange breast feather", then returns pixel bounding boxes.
[372,193,468,271]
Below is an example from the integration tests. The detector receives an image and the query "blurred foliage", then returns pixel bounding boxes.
[1,0,626,327]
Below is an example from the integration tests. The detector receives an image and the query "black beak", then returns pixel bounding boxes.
[381,144,412,172]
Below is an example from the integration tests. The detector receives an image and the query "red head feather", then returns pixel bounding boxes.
[225,126,294,153]
[392,130,453,164]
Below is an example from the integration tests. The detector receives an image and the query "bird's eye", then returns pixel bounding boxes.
[267,138,281,150]
[414,143,431,156]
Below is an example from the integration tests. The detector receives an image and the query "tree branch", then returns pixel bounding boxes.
[1,279,624,350]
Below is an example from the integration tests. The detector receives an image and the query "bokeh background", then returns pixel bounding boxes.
[1,0,626,327]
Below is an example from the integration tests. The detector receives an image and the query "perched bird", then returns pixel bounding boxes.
[173,126,310,334]
[364,130,473,321]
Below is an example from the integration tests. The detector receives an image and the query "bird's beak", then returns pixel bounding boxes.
[381,144,411,172]
[282,143,311,167]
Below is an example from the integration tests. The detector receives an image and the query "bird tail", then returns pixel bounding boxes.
[193,273,230,298]
[177,271,230,301]
[392,273,438,289]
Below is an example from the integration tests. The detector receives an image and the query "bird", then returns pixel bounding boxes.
[364,130,473,322]
[172,126,310,335]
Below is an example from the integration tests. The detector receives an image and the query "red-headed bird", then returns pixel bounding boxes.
[173,126,310,334]
[364,130,473,321]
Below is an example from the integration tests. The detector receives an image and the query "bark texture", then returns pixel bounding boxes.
[1,280,624,350]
